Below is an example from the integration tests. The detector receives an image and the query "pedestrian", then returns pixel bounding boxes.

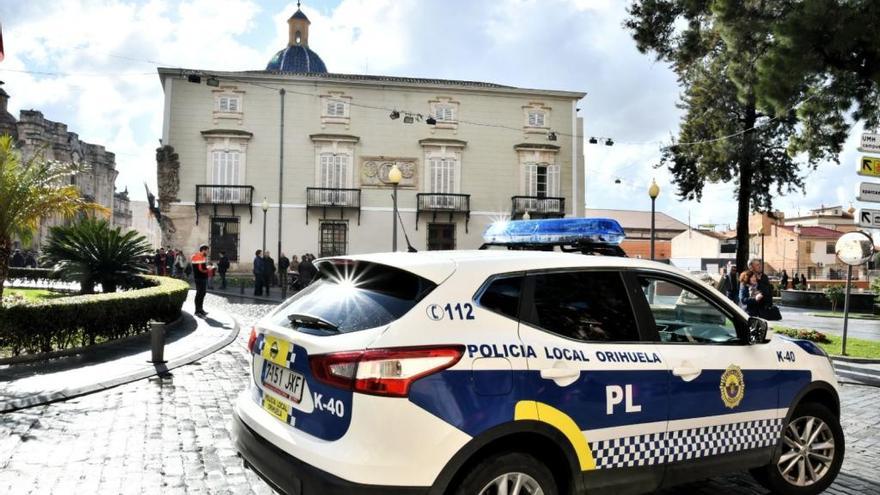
[24,251,37,268]
[218,251,230,290]
[190,244,214,318]
[278,252,290,293]
[154,248,167,276]
[299,254,317,288]
[748,258,772,311]
[174,250,187,279]
[738,270,763,317]
[263,251,276,297]
[165,247,175,276]
[715,267,731,295]
[800,273,807,290]
[725,265,740,303]
[780,270,789,291]
[253,249,264,296]
[10,249,25,268]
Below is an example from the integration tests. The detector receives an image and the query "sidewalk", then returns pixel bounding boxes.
[205,284,286,303]
[0,292,238,413]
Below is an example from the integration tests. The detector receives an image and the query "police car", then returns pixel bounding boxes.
[233,218,844,495]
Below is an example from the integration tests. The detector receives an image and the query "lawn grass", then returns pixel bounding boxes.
[4,288,67,302]
[772,326,880,359]
[809,311,880,321]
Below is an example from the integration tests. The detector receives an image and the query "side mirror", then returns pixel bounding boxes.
[748,317,768,344]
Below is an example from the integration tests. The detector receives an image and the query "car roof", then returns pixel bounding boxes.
[334,250,687,284]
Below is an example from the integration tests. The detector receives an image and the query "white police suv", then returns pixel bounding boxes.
[233,219,844,495]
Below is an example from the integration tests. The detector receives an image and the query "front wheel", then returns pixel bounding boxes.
[452,451,558,495]
[751,403,844,495]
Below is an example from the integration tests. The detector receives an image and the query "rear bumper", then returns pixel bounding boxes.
[232,412,428,495]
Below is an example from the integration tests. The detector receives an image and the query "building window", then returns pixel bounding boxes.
[325,99,347,117]
[423,146,462,208]
[806,242,813,254]
[826,242,836,255]
[321,93,352,125]
[427,223,455,251]
[210,217,239,262]
[527,110,546,128]
[320,221,348,257]
[525,162,559,198]
[428,98,460,129]
[218,95,240,113]
[428,157,456,194]
[211,150,242,202]
[319,153,350,189]
[434,104,455,122]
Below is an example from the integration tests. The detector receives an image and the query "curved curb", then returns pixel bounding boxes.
[0,310,240,413]
[832,355,880,365]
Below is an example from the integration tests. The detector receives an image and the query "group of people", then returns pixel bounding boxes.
[715,258,777,318]
[8,249,38,268]
[251,251,318,296]
[153,247,188,278]
[779,270,809,290]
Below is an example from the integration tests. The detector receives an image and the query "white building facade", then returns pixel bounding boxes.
[156,7,585,269]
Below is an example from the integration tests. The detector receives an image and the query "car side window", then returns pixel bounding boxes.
[523,271,639,342]
[478,275,524,320]
[638,276,739,344]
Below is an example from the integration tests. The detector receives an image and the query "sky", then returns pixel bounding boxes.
[0,0,872,228]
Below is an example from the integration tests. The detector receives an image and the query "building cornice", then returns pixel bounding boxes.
[200,129,253,139]
[513,143,561,152]
[418,138,467,148]
[309,133,360,143]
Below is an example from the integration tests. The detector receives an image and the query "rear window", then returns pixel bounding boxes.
[270,259,437,334]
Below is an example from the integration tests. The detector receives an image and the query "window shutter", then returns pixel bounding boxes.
[548,164,560,196]
[526,163,538,196]
[228,97,238,112]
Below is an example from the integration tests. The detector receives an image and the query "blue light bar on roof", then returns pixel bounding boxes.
[483,218,625,245]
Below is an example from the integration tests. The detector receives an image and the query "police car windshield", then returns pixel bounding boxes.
[270,260,437,334]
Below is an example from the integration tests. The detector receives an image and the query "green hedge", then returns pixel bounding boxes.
[0,275,189,356]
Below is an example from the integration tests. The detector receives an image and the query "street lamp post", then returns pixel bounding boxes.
[794,224,802,277]
[758,225,765,270]
[261,197,269,254]
[648,179,660,261]
[388,165,402,252]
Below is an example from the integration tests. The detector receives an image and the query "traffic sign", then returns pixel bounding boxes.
[858,182,880,203]
[860,133,880,153]
[859,156,880,177]
[857,208,880,228]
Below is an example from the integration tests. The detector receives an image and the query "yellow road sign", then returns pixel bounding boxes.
[860,156,880,177]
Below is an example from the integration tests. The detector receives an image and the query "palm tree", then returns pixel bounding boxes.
[41,218,153,293]
[0,135,106,300]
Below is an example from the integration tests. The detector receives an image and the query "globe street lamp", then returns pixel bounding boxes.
[261,197,269,254]
[648,179,660,261]
[388,165,402,252]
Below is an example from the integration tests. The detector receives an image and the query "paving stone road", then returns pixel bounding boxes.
[0,294,877,495]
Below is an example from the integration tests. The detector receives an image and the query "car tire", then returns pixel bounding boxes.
[750,402,844,495]
[452,451,559,495]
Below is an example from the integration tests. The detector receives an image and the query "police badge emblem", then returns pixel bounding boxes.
[720,365,745,409]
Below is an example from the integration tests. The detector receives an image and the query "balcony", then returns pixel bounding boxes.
[416,193,471,232]
[306,187,362,225]
[511,196,566,219]
[195,185,254,224]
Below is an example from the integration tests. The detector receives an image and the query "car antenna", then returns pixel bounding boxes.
[391,194,418,252]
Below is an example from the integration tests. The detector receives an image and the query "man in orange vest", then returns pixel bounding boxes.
[191,244,214,317]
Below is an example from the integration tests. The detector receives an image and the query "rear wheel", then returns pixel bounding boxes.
[750,403,844,495]
[453,451,558,495]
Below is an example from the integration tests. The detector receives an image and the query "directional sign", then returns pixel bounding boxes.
[859,156,880,178]
[860,133,880,153]
[858,182,880,203]
[857,208,880,228]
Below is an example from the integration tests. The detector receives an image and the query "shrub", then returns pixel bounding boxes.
[5,267,62,281]
[41,218,153,294]
[824,285,845,312]
[774,327,832,344]
[0,275,188,356]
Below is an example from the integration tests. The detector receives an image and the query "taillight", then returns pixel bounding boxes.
[247,327,258,353]
[309,346,464,398]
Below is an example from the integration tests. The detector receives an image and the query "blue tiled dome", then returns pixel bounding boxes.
[266,45,327,73]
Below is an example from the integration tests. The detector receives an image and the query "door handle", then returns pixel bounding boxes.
[672,366,701,381]
[540,368,580,380]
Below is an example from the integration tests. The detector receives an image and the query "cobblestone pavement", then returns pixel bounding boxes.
[0,294,877,495]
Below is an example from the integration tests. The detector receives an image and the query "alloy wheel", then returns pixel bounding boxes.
[478,472,545,495]
[777,415,836,487]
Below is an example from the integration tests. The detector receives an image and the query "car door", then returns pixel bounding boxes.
[631,271,784,483]
[516,269,669,492]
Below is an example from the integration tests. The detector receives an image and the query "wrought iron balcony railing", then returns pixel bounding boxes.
[195,185,255,224]
[511,195,566,219]
[416,193,471,232]
[306,187,362,225]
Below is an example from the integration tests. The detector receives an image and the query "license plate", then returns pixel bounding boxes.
[262,361,305,404]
